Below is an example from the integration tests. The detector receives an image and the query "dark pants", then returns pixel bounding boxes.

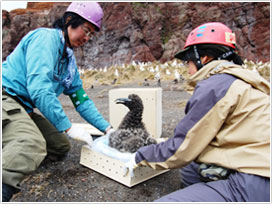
[155,161,270,202]
[31,112,71,157]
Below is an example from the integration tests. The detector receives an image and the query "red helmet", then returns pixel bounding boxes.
[175,22,236,60]
[185,22,236,49]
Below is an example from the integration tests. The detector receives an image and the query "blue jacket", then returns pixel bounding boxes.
[2,28,110,132]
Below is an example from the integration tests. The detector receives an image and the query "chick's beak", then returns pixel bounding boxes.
[115,98,131,105]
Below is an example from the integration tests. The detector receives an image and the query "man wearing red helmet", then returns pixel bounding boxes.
[124,22,270,202]
[2,2,114,201]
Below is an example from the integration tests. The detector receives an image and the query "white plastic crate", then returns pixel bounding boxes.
[109,88,162,138]
[79,87,166,186]
[80,145,168,187]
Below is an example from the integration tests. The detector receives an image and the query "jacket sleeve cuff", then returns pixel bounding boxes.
[54,118,72,132]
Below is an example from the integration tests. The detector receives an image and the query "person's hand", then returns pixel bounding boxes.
[66,124,93,146]
[123,153,138,177]
[105,128,115,137]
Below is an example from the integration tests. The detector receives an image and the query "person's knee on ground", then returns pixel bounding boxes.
[31,112,71,160]
[45,139,71,162]
[45,132,71,161]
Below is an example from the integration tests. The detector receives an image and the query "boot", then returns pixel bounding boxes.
[2,184,19,202]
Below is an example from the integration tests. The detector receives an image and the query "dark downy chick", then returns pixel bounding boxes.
[109,94,157,153]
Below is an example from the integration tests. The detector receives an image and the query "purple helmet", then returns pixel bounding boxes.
[66,2,103,31]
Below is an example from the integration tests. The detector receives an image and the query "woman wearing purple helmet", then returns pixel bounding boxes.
[2,2,113,201]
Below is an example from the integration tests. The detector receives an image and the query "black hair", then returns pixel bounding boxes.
[53,12,86,59]
[53,12,86,30]
[183,44,244,70]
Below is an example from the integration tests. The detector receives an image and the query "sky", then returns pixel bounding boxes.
[1,1,27,11]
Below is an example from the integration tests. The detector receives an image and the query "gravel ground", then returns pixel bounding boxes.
[11,80,191,202]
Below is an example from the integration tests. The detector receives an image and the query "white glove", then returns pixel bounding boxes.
[123,153,138,177]
[66,124,93,146]
[105,128,115,137]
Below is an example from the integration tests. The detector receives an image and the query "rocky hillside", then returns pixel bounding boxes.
[2,2,270,69]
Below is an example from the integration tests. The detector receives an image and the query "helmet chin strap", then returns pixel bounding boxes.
[217,50,235,60]
[193,45,235,70]
[193,45,204,70]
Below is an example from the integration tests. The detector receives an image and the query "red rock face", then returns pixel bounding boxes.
[26,2,55,10]
[2,2,270,69]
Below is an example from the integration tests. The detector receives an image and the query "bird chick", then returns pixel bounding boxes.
[109,94,157,153]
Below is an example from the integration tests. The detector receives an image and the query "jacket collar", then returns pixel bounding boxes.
[187,60,270,95]
[187,60,231,88]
